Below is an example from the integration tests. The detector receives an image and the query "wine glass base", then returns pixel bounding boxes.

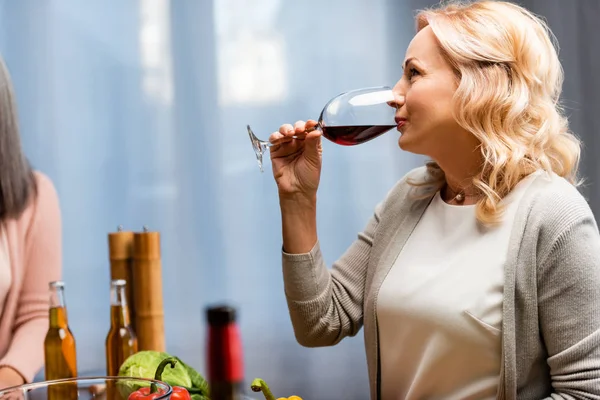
[247,125,267,172]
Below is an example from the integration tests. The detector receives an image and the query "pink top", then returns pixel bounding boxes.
[0,172,62,383]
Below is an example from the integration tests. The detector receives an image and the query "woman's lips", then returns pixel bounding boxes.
[395,117,406,129]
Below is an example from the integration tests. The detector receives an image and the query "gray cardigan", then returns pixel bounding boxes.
[281,166,600,399]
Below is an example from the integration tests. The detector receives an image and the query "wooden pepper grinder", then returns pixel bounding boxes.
[132,226,166,352]
[108,226,136,332]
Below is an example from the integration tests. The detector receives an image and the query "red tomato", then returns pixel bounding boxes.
[128,385,191,400]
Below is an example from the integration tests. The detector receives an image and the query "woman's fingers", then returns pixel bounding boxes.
[268,119,316,157]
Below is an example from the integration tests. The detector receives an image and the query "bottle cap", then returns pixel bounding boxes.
[206,305,237,325]
[111,279,127,287]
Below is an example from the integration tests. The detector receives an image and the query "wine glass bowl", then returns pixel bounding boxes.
[0,376,173,400]
[317,86,396,145]
[247,86,397,172]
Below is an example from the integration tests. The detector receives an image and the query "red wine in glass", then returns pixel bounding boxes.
[322,125,397,146]
[247,86,397,171]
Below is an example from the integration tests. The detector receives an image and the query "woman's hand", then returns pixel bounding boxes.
[269,119,322,200]
[0,367,25,390]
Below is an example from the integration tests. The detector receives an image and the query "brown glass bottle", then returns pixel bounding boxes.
[206,305,245,400]
[44,281,78,400]
[106,279,138,376]
[105,279,138,400]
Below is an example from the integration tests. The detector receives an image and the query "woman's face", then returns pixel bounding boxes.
[391,26,473,159]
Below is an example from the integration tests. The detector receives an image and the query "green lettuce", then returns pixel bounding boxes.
[173,356,209,400]
[117,350,209,399]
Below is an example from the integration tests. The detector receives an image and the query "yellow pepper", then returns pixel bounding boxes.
[250,378,303,400]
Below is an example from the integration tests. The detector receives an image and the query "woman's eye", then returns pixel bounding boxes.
[409,68,420,79]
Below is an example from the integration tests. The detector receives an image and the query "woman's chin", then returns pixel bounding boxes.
[397,132,424,155]
[398,132,412,151]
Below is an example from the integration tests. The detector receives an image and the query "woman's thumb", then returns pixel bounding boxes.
[303,129,322,162]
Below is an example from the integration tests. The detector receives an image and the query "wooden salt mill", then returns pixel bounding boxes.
[132,226,166,352]
[108,226,136,331]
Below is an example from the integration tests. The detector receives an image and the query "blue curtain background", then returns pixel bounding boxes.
[1,0,597,399]
[0,0,422,398]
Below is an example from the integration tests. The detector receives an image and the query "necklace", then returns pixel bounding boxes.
[454,192,465,203]
[444,184,467,204]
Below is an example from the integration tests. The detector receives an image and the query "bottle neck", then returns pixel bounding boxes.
[50,286,66,309]
[110,284,131,327]
[49,306,69,328]
[49,285,69,328]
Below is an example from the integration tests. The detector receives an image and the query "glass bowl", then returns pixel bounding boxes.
[0,376,173,400]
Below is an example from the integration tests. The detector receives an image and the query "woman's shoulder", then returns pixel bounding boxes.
[522,171,597,242]
[381,165,426,197]
[389,165,430,194]
[30,171,61,221]
[376,166,432,215]
[7,171,60,232]
[528,171,593,217]
[32,171,59,200]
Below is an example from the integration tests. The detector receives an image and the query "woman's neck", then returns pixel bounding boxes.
[434,149,483,205]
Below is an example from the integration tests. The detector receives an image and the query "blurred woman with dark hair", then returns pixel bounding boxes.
[0,54,62,389]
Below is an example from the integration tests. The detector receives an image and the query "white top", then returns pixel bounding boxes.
[0,225,12,310]
[377,172,541,400]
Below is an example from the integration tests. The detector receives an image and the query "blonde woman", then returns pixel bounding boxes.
[269,1,600,399]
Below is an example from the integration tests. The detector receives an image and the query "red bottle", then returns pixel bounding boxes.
[206,305,245,400]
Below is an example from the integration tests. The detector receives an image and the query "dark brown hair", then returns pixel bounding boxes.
[0,55,36,220]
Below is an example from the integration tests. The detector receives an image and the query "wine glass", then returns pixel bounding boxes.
[247,86,397,172]
[0,376,173,399]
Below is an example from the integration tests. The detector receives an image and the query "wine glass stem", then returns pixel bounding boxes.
[265,135,305,147]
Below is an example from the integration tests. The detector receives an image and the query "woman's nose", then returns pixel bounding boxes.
[388,92,405,110]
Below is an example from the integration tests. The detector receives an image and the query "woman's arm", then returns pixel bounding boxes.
[0,173,62,384]
[0,366,25,389]
[282,200,383,347]
[279,167,419,348]
[538,199,600,398]
[280,194,318,255]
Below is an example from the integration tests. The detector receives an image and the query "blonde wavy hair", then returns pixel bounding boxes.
[411,0,581,225]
